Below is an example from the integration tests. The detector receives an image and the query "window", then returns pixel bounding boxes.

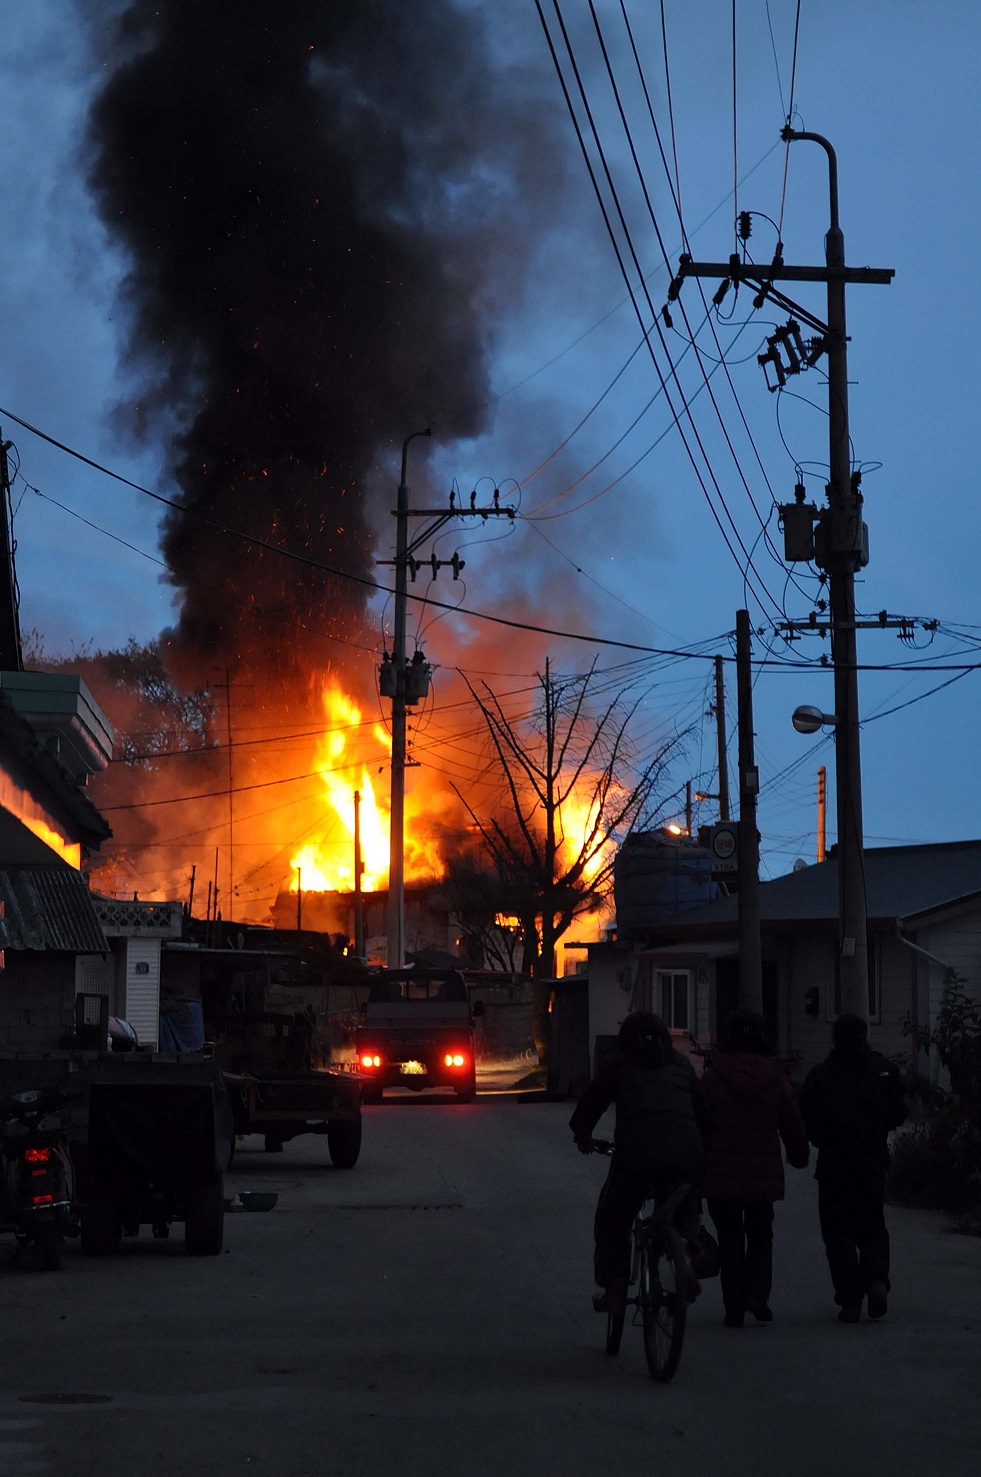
[831,936,880,1022]
[655,970,692,1031]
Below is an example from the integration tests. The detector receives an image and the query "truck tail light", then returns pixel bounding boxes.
[31,1194,55,1205]
[444,1053,467,1068]
[361,1054,381,1069]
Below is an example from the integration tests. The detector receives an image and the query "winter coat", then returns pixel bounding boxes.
[569,1047,706,1183]
[700,1051,810,1202]
[798,1046,908,1187]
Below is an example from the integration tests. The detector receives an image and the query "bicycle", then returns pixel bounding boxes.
[590,1139,691,1383]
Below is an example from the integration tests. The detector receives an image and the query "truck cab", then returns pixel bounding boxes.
[356,968,482,1102]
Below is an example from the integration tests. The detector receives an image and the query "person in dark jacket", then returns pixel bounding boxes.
[798,1013,908,1323]
[701,1010,810,1328]
[569,1011,706,1312]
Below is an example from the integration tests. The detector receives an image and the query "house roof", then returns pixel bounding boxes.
[642,839,981,941]
[0,864,109,952]
[0,689,110,850]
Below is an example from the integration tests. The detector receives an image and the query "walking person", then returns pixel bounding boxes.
[799,1013,908,1323]
[569,1011,706,1316]
[701,1009,810,1328]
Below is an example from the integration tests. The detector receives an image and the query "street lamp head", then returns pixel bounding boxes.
[792,704,838,735]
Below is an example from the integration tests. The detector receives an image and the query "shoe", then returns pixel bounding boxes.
[592,1280,627,1315]
[746,1302,774,1324]
[837,1306,861,1323]
[866,1281,888,1320]
[724,1314,744,1328]
[684,1252,702,1303]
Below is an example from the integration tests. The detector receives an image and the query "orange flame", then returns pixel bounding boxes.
[0,773,82,869]
[288,683,444,895]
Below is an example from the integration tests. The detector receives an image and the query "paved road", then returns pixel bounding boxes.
[0,1091,978,1477]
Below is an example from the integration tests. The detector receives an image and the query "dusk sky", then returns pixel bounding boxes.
[2,0,980,891]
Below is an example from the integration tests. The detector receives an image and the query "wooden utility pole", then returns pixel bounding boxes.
[817,766,827,864]
[354,789,365,959]
[223,669,235,922]
[187,864,196,918]
[685,780,693,837]
[714,655,730,822]
[0,434,24,670]
[296,867,302,933]
[736,610,762,1013]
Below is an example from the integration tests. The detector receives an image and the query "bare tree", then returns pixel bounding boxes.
[452,659,686,981]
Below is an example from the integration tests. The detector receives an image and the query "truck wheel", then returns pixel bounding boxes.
[81,1188,123,1256]
[184,1176,225,1256]
[455,1073,477,1103]
[326,1113,362,1168]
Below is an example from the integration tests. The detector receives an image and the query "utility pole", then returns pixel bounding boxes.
[713,655,730,822]
[817,766,827,864]
[0,434,24,671]
[223,669,235,923]
[296,866,302,933]
[354,789,365,959]
[676,130,893,1021]
[736,610,762,1013]
[385,429,431,970]
[380,435,517,969]
[685,781,693,837]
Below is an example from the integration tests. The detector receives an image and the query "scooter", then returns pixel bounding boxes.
[0,1088,77,1270]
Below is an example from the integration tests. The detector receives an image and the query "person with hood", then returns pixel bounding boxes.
[569,1010,706,1313]
[799,1013,908,1323]
[701,1010,810,1328]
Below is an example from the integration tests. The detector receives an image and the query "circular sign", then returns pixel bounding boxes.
[712,826,737,860]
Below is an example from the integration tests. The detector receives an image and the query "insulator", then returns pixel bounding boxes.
[662,303,673,329]
[738,210,752,241]
[713,279,731,307]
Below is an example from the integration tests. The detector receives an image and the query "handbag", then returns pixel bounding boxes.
[689,1224,721,1279]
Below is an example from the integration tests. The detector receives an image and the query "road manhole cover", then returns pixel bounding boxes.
[20,1393,113,1406]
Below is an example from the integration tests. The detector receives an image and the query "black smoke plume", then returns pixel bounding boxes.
[84,1,556,694]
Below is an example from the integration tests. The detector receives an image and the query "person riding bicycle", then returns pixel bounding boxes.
[570,1010,706,1314]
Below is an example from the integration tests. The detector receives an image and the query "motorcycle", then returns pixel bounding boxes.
[1,1088,77,1270]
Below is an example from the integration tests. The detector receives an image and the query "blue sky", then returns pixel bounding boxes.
[2,1,980,889]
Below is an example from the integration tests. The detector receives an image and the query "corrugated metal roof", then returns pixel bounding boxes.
[0,865,109,952]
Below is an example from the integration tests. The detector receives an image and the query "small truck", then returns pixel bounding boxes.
[355,968,483,1102]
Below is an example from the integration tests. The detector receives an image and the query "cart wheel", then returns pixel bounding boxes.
[81,1188,122,1256]
[37,1221,60,1271]
[326,1113,362,1168]
[184,1175,225,1255]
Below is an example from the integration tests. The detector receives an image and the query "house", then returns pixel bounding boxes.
[587,839,981,1085]
[0,676,114,1054]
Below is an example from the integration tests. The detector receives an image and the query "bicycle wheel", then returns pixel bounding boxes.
[641,1228,688,1382]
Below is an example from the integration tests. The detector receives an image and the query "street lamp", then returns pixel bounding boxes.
[791,705,839,735]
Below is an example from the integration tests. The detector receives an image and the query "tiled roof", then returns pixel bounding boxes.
[644,839,981,936]
[0,865,109,952]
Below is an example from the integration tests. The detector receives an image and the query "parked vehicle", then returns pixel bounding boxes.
[0,1087,77,1270]
[355,968,484,1102]
[79,1055,233,1256]
[212,1008,363,1166]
